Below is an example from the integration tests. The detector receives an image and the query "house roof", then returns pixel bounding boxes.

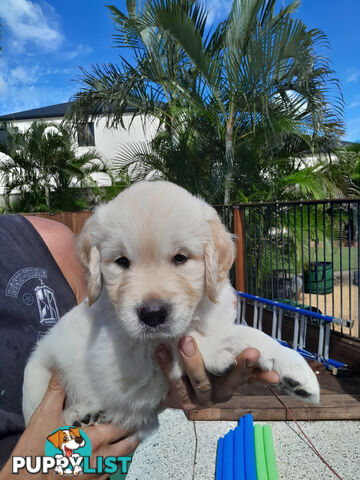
[0,101,137,121]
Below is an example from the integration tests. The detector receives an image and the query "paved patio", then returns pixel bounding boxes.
[126,409,360,480]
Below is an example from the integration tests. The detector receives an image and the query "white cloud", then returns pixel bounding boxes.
[0,59,40,92]
[0,75,7,95]
[348,94,360,110]
[204,0,233,24]
[0,2,93,116]
[346,70,360,83]
[10,65,40,85]
[0,0,63,52]
[63,44,93,61]
[44,67,75,76]
[0,59,75,115]
[346,116,360,142]
[0,83,75,115]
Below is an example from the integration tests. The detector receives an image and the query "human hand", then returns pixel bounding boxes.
[0,373,139,480]
[155,337,280,411]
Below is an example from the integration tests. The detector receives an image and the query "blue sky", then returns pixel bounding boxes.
[0,0,359,141]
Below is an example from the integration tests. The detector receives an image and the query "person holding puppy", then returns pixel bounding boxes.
[0,214,279,479]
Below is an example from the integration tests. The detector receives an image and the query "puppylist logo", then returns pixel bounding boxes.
[12,426,132,476]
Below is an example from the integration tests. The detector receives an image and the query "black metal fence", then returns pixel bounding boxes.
[236,199,360,338]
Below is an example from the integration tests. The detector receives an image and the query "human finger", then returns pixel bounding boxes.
[85,423,136,450]
[219,348,261,391]
[221,348,280,388]
[209,348,262,403]
[106,434,140,457]
[248,369,280,384]
[155,344,198,410]
[178,336,212,405]
[29,372,65,422]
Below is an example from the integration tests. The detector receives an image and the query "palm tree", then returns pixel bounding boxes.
[0,121,110,212]
[69,0,343,204]
[113,110,226,202]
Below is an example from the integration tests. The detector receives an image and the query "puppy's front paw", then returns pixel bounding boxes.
[264,346,320,403]
[64,404,105,427]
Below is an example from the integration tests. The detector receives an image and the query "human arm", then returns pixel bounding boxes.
[24,215,87,304]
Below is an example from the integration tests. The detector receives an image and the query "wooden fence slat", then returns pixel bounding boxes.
[233,207,246,292]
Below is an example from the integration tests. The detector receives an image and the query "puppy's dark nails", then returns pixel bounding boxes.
[92,412,100,423]
[284,377,300,389]
[80,414,91,425]
[294,388,311,398]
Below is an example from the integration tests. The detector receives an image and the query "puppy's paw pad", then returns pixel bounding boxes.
[293,388,312,399]
[73,411,105,427]
[63,404,105,427]
[283,377,300,389]
[275,354,320,404]
[281,377,313,399]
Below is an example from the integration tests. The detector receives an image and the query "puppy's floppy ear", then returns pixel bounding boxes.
[204,216,236,303]
[77,216,102,306]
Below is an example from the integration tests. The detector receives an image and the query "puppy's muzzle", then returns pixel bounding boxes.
[137,301,171,328]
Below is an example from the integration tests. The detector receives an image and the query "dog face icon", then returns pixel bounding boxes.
[47,427,85,458]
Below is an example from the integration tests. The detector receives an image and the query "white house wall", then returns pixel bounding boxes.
[0,112,158,193]
[89,114,157,160]
[5,113,157,161]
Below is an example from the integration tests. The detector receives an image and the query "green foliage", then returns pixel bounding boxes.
[112,110,226,202]
[0,121,112,213]
[244,202,346,293]
[70,0,344,204]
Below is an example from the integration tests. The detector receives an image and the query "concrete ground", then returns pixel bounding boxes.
[126,409,360,480]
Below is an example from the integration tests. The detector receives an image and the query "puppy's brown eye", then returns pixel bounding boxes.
[173,254,187,265]
[115,257,130,268]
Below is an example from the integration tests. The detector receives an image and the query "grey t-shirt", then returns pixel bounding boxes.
[0,215,77,466]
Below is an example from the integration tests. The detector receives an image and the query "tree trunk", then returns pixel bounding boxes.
[224,123,234,205]
[44,176,50,209]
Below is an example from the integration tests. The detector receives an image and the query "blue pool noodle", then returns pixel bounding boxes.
[216,437,224,480]
[234,417,245,479]
[244,414,257,480]
[223,429,234,479]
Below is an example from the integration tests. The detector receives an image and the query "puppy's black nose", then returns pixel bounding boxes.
[137,301,170,327]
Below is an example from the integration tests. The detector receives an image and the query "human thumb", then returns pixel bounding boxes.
[39,372,65,414]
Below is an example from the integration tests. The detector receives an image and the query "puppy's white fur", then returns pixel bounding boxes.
[23,181,319,437]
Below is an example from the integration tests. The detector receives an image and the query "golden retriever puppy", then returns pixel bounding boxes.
[23,181,319,437]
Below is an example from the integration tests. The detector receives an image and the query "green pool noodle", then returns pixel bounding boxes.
[263,425,279,480]
[254,425,269,480]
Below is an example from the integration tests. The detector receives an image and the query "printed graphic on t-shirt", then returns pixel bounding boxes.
[34,279,59,325]
[5,267,59,325]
